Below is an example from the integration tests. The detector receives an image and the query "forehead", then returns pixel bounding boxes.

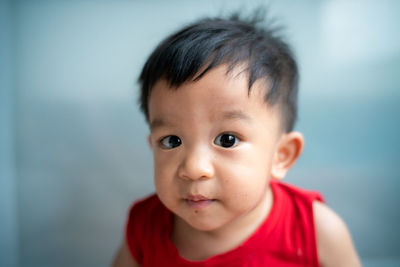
[148,65,281,129]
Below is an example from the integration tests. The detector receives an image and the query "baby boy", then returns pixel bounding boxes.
[113,14,361,267]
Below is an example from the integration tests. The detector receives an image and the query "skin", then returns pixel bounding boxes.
[113,65,361,266]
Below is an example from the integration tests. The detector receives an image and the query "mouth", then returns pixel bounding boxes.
[185,195,216,209]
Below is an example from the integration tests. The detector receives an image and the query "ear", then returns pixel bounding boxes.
[271,131,304,180]
[147,135,153,149]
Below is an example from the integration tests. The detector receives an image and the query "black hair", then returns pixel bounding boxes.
[138,12,299,132]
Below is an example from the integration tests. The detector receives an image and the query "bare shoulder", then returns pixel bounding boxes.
[112,241,140,267]
[313,201,362,267]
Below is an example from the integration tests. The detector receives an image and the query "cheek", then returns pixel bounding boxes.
[220,146,274,179]
[218,157,270,198]
[217,147,274,198]
[220,176,268,215]
[153,152,175,176]
[153,152,181,196]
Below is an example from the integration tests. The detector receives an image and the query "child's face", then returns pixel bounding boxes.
[148,65,284,232]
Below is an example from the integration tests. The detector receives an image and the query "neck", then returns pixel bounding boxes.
[171,186,274,261]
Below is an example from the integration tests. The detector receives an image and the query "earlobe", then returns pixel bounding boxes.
[271,131,304,180]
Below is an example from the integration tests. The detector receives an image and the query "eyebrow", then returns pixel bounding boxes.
[220,110,252,123]
[150,118,171,131]
[150,110,252,131]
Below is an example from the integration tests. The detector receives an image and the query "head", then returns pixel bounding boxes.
[139,14,304,232]
[140,14,299,132]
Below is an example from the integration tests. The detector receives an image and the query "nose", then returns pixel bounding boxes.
[177,146,214,181]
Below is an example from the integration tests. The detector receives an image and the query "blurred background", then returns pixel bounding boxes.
[1,0,399,266]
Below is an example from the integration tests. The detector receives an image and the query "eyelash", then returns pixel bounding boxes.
[158,133,241,150]
[159,135,181,149]
[214,133,240,148]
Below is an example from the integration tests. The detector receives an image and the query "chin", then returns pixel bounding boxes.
[184,217,224,232]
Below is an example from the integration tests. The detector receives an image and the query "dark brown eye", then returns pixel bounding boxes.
[160,135,181,149]
[214,133,239,148]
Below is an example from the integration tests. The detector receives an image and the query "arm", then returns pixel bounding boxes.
[112,240,140,267]
[313,201,362,267]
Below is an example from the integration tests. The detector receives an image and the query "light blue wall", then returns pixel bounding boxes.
[2,0,400,266]
[0,0,18,266]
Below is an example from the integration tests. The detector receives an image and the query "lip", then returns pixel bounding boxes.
[185,195,215,209]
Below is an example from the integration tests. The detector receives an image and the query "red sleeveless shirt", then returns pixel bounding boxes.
[126,181,324,267]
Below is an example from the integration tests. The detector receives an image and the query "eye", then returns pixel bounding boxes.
[159,135,182,149]
[214,133,239,148]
